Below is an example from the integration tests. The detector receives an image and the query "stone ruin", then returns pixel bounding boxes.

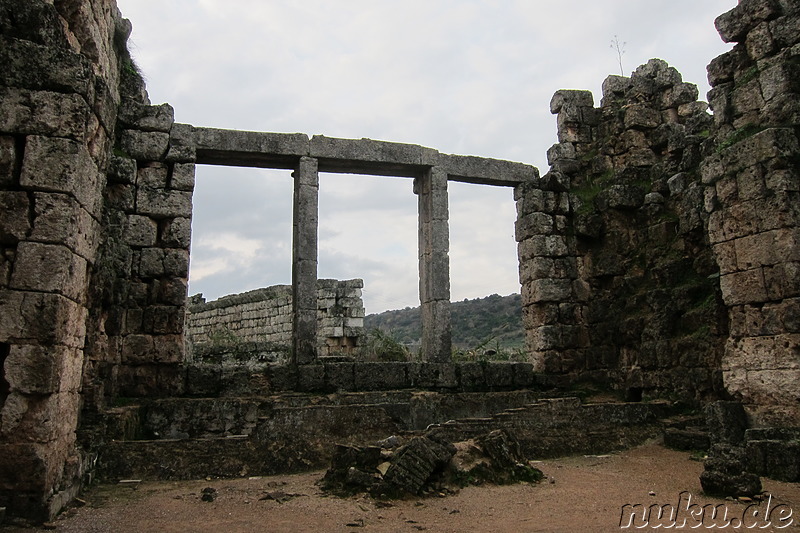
[186,279,366,362]
[0,0,798,523]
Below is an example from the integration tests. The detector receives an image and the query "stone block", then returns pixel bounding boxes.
[715,0,782,44]
[746,439,800,482]
[438,154,538,186]
[163,248,190,277]
[136,164,169,188]
[746,21,777,60]
[624,104,661,129]
[737,165,768,201]
[522,278,573,303]
[136,187,192,219]
[160,217,192,248]
[549,89,594,114]
[522,303,559,328]
[0,191,30,244]
[186,364,222,397]
[107,155,136,185]
[166,123,196,163]
[9,242,88,303]
[529,325,563,351]
[712,241,739,275]
[546,142,576,166]
[125,215,158,247]
[151,278,188,305]
[311,135,438,169]
[171,162,196,191]
[20,136,101,215]
[458,362,487,391]
[601,75,631,98]
[666,173,687,196]
[0,135,16,186]
[512,362,537,387]
[324,362,354,391]
[597,184,646,210]
[1,390,79,443]
[514,212,554,241]
[152,334,185,363]
[661,83,699,110]
[297,364,325,392]
[0,292,87,347]
[119,103,174,132]
[0,442,60,493]
[518,235,570,259]
[4,344,77,395]
[137,248,165,278]
[116,364,184,398]
[354,362,409,391]
[764,262,800,300]
[484,362,514,390]
[119,130,169,161]
[142,306,184,335]
[765,168,800,192]
[121,334,155,364]
[0,88,88,141]
[706,401,748,446]
[193,128,309,164]
[720,268,769,305]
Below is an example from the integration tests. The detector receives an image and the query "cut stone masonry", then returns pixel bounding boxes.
[186,279,365,359]
[0,0,798,522]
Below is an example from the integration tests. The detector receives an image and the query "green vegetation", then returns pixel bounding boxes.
[716,123,765,153]
[736,65,760,87]
[364,293,525,359]
[360,328,410,362]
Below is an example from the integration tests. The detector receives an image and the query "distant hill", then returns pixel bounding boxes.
[364,293,524,351]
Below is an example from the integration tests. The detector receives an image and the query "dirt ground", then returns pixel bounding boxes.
[4,442,800,532]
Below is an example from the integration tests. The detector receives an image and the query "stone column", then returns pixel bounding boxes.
[292,156,319,364]
[415,167,452,362]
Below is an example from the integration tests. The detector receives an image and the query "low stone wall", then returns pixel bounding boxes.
[96,390,671,481]
[186,279,365,359]
[185,361,544,397]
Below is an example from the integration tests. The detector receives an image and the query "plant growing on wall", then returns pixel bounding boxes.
[610,35,626,76]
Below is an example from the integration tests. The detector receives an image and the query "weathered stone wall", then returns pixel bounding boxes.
[186,279,365,357]
[703,0,800,427]
[0,0,129,520]
[81,55,195,402]
[517,59,727,403]
[515,0,800,421]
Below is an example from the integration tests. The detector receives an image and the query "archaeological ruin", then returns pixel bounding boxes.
[0,0,798,523]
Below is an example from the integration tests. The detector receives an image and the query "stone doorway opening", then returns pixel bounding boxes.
[317,172,418,316]
[188,166,294,302]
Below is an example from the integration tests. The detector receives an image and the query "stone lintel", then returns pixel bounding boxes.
[193,127,309,168]
[311,135,437,177]
[189,127,538,184]
[437,153,539,186]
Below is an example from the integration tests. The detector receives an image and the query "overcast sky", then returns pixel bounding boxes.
[115,0,734,314]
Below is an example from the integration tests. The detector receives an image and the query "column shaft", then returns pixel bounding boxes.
[416,167,452,362]
[292,156,319,364]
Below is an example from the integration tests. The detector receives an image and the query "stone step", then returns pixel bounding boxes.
[102,390,544,441]
[663,427,710,451]
[97,395,678,482]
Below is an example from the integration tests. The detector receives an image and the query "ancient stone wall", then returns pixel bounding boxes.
[515,0,800,422]
[703,0,800,427]
[0,0,129,520]
[517,59,728,403]
[186,279,365,358]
